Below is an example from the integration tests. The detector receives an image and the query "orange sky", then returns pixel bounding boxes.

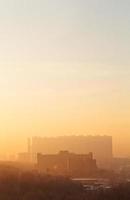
[0,1,130,157]
[0,65,130,157]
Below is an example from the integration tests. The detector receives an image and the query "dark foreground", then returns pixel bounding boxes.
[0,165,130,200]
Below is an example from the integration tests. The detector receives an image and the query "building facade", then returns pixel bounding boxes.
[31,135,113,169]
[37,151,97,177]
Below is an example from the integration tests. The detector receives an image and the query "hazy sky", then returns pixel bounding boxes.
[0,0,130,156]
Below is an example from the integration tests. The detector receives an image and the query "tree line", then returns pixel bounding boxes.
[0,165,130,200]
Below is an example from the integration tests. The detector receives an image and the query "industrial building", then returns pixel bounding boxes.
[30,135,113,169]
[37,151,97,177]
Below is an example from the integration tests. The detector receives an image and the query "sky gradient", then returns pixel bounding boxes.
[0,0,130,157]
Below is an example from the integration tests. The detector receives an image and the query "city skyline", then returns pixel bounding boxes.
[0,1,130,157]
[0,134,130,159]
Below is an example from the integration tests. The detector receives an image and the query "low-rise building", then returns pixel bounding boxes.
[37,151,97,177]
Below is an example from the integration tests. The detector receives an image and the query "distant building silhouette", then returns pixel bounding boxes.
[18,138,32,163]
[31,135,113,169]
[37,151,97,177]
[18,152,31,163]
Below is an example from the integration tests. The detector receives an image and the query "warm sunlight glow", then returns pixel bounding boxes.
[0,1,130,159]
